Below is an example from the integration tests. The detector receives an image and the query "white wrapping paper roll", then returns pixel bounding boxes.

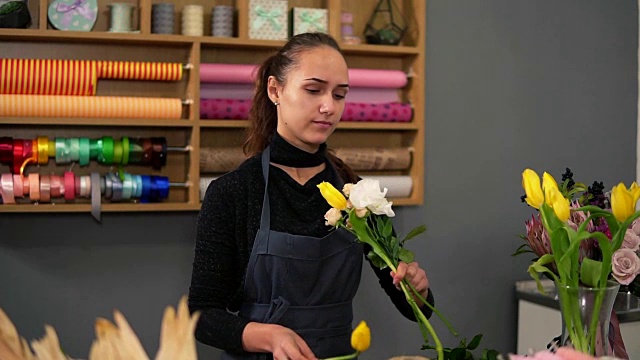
[360,175,413,198]
[199,176,219,201]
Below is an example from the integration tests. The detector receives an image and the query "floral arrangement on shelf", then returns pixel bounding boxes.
[517,168,640,356]
[0,296,200,360]
[318,179,501,360]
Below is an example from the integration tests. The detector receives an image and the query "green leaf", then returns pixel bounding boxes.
[528,254,559,294]
[366,250,388,270]
[449,347,467,360]
[481,349,500,360]
[402,224,426,243]
[391,236,400,260]
[512,243,533,257]
[382,216,393,238]
[580,258,602,287]
[467,334,482,350]
[398,247,415,263]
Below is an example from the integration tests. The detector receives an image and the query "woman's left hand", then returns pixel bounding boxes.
[391,261,429,306]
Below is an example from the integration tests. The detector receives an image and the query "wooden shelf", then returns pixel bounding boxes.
[0,117,194,127]
[0,0,426,210]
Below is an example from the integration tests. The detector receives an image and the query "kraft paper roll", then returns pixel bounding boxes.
[96,61,183,81]
[200,147,247,173]
[360,175,413,198]
[0,59,98,96]
[200,83,254,100]
[0,95,183,119]
[199,176,219,201]
[332,147,411,171]
[200,64,407,88]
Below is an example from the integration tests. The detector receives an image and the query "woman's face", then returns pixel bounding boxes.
[269,46,349,153]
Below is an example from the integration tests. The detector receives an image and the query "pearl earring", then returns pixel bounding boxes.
[273,101,279,105]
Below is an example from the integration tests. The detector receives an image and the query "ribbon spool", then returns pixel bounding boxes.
[152,2,174,34]
[181,4,203,36]
[108,3,135,32]
[211,5,233,37]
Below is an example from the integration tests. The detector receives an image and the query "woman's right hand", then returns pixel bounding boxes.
[242,322,317,360]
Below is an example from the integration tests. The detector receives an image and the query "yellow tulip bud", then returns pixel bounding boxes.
[317,182,348,211]
[522,169,544,209]
[351,321,371,353]
[611,183,635,222]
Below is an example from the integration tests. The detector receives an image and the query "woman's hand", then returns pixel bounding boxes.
[242,322,317,360]
[391,261,429,305]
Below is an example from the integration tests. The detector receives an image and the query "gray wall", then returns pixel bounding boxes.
[0,1,637,359]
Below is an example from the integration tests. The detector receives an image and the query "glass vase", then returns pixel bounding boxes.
[556,281,620,356]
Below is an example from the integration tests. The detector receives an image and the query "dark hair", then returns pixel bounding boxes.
[243,32,357,182]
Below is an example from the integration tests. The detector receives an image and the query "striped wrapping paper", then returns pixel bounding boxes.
[0,59,98,95]
[96,61,183,81]
[0,95,183,119]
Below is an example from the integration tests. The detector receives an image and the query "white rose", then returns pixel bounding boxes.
[348,179,395,217]
[324,208,342,227]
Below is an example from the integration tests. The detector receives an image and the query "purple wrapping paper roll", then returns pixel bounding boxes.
[200,99,413,122]
[200,63,408,88]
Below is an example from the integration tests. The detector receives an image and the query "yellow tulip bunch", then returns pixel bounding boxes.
[521,168,640,355]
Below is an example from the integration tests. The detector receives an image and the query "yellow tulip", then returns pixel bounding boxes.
[317,182,348,211]
[350,321,371,353]
[630,182,640,204]
[522,169,544,209]
[611,183,635,222]
[549,187,570,222]
[542,172,560,204]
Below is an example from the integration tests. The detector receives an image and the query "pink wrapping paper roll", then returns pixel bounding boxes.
[200,63,407,88]
[200,63,258,83]
[0,95,183,119]
[200,98,252,120]
[0,59,98,96]
[96,61,183,81]
[199,99,412,122]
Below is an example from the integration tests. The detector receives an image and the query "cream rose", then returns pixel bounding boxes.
[324,208,343,227]
[623,229,640,251]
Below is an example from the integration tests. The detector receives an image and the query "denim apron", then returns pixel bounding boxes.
[221,147,363,360]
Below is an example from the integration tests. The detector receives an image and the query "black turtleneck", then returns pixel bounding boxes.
[188,133,434,354]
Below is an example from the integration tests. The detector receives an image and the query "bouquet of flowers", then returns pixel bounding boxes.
[318,179,500,360]
[518,168,640,356]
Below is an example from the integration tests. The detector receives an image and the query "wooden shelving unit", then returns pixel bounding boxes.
[0,0,426,213]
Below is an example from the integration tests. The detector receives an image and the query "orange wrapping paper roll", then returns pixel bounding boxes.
[96,61,183,81]
[0,59,97,95]
[0,95,183,119]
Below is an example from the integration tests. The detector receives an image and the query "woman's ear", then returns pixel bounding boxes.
[267,76,280,104]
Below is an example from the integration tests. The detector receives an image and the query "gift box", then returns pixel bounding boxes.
[48,0,98,31]
[291,7,327,36]
[248,0,287,41]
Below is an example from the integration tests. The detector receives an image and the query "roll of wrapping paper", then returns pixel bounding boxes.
[200,63,407,88]
[199,98,412,122]
[0,59,98,95]
[360,175,413,198]
[96,60,183,81]
[0,95,183,119]
[199,175,219,201]
[332,147,411,171]
[200,147,247,173]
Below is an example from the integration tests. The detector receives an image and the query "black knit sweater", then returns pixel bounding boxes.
[188,134,434,354]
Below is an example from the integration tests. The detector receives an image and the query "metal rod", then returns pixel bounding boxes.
[170,182,191,188]
[182,99,193,105]
[167,145,192,152]
[183,63,193,70]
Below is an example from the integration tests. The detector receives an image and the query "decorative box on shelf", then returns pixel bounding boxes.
[48,0,98,31]
[248,0,288,40]
[290,7,327,36]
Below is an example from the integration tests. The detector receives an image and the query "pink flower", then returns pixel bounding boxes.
[611,248,640,285]
[622,229,640,251]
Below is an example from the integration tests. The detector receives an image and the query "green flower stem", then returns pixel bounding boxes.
[586,290,605,354]
[321,351,359,360]
[373,249,444,360]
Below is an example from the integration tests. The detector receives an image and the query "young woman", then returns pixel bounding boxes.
[189,32,434,360]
